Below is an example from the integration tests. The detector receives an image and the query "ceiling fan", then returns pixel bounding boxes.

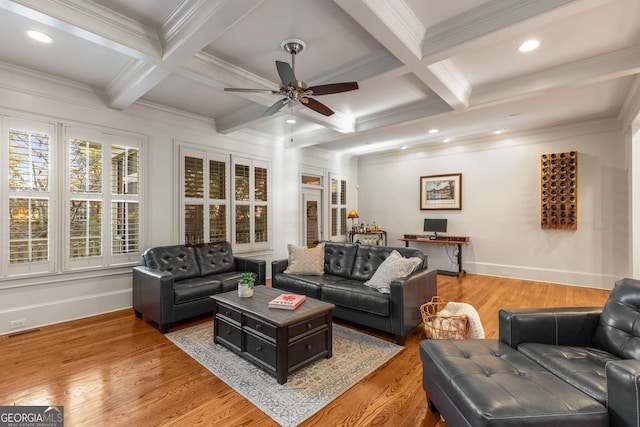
[224,39,359,117]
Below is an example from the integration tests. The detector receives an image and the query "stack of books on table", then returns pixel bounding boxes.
[268,293,306,310]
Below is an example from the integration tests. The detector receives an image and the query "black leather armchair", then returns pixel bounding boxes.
[133,242,265,333]
[421,278,640,426]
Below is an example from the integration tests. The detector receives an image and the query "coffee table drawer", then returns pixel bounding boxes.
[289,313,328,339]
[215,302,242,324]
[246,333,277,369]
[245,314,277,340]
[215,317,242,350]
[289,329,329,368]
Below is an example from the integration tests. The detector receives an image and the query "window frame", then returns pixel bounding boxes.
[329,172,348,239]
[2,116,57,277]
[64,126,144,271]
[177,143,271,253]
[179,146,230,246]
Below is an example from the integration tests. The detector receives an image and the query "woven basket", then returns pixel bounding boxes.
[420,296,470,339]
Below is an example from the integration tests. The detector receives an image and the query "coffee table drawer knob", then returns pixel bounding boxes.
[306,322,312,329]
[255,324,261,330]
[256,346,263,353]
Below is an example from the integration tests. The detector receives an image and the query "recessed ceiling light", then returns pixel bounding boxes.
[286,118,296,124]
[400,145,408,150]
[428,128,439,134]
[443,138,451,143]
[518,39,539,52]
[26,30,53,44]
[493,129,505,135]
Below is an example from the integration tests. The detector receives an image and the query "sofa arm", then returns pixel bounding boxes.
[607,359,640,427]
[132,265,175,331]
[271,259,289,276]
[235,257,266,286]
[499,307,602,349]
[389,269,438,339]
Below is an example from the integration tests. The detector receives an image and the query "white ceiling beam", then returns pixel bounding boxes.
[107,0,264,109]
[356,97,453,133]
[334,0,470,111]
[471,45,640,107]
[421,0,587,61]
[2,0,162,58]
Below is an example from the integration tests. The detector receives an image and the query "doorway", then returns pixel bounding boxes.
[302,188,322,245]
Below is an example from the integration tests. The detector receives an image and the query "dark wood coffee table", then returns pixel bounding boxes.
[211,286,334,384]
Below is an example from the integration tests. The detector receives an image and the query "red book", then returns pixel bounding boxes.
[268,293,306,310]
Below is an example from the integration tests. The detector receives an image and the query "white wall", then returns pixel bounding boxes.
[358,119,628,289]
[0,65,356,334]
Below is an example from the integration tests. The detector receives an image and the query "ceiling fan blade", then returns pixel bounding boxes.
[307,82,359,95]
[301,97,334,116]
[263,98,289,116]
[224,88,280,95]
[276,61,297,87]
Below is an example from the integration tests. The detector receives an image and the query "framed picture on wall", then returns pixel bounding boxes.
[420,173,462,210]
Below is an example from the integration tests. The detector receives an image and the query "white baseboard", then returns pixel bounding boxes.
[0,289,132,336]
[467,262,621,290]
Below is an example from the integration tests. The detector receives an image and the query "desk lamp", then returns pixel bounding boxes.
[347,210,359,231]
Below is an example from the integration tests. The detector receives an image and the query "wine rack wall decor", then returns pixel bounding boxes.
[540,151,578,230]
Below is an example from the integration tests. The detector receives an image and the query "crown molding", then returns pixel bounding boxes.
[619,75,640,129]
[5,0,162,58]
[422,0,581,61]
[362,0,425,58]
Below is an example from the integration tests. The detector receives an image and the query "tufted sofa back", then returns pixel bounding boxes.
[141,241,237,281]
[142,245,200,281]
[592,277,640,359]
[323,242,427,281]
[193,242,236,276]
[324,243,358,278]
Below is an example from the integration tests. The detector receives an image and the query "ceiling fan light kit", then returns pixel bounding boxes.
[224,38,359,118]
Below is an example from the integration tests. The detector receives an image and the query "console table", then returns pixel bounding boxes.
[348,230,387,245]
[399,235,470,277]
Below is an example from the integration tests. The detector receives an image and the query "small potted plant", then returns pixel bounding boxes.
[237,272,255,297]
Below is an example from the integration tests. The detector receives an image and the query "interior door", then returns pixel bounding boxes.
[302,189,322,245]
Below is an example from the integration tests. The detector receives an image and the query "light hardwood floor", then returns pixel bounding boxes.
[0,275,611,426]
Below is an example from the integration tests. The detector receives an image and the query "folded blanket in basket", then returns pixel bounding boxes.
[437,302,485,339]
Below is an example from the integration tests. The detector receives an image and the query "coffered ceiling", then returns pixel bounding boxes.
[1,0,639,155]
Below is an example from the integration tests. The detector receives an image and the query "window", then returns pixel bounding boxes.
[1,117,144,279]
[330,174,348,238]
[179,145,269,252]
[5,117,55,276]
[65,127,142,269]
[180,147,230,246]
[233,156,269,250]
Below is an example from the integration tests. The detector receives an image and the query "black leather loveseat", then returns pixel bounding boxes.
[133,242,265,333]
[420,278,640,426]
[272,242,437,345]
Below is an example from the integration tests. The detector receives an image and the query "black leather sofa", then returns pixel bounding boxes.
[272,242,437,345]
[133,242,266,333]
[420,278,640,426]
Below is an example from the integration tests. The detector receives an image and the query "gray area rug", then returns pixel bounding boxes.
[166,322,403,426]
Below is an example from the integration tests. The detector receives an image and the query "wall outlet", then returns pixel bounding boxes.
[9,319,26,329]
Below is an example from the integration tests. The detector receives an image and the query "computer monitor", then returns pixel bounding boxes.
[424,218,447,236]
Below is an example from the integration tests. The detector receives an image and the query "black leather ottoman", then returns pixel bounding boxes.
[420,339,608,426]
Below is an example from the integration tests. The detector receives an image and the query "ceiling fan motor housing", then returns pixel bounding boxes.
[281,38,306,56]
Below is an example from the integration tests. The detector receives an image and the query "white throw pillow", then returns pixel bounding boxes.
[283,243,325,275]
[364,250,422,294]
